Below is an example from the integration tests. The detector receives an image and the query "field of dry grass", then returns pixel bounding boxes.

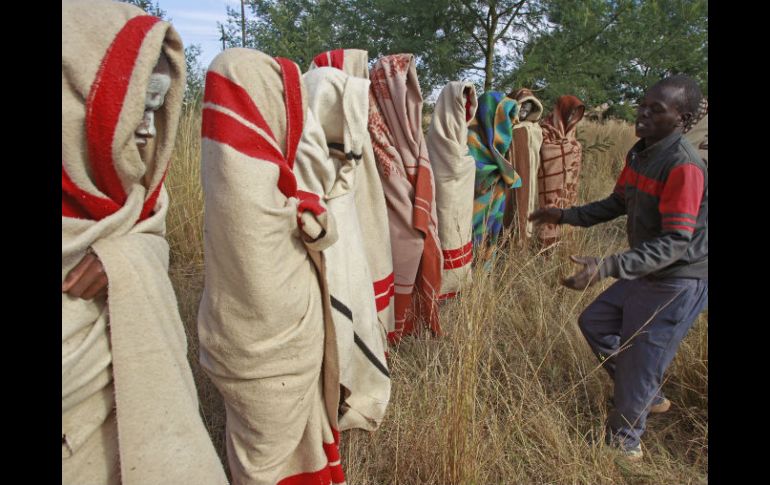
[165,109,707,484]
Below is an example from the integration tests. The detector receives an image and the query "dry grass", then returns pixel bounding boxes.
[165,112,707,484]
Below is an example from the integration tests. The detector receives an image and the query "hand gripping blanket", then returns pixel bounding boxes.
[61,1,227,484]
[426,81,478,300]
[308,49,395,339]
[537,95,585,246]
[368,54,443,343]
[506,88,544,242]
[295,67,391,432]
[197,48,345,485]
[469,92,522,248]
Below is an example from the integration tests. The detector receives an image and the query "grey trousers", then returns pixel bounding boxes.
[578,276,708,449]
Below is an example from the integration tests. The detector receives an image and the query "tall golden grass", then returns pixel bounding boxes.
[165,111,707,484]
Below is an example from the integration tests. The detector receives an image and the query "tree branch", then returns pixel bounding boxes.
[494,0,528,41]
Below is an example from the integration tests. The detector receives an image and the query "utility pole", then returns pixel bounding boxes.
[220,24,226,51]
[240,0,246,48]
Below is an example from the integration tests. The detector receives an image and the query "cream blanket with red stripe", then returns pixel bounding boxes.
[197,48,345,485]
[296,66,391,432]
[369,54,443,342]
[308,49,395,337]
[62,1,226,484]
[426,81,478,300]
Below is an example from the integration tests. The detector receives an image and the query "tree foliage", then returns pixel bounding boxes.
[507,0,707,113]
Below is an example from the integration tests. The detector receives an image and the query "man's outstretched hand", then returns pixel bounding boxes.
[62,251,108,300]
[528,207,562,225]
[561,255,602,291]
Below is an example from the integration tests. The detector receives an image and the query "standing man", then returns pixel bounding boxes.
[529,75,708,461]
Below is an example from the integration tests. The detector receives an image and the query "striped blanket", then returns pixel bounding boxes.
[198,48,345,485]
[537,95,585,246]
[296,66,391,432]
[368,54,442,343]
[308,49,395,341]
[469,92,522,249]
[426,81,478,300]
[62,1,226,483]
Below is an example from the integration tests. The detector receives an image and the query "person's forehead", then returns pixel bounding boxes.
[646,84,684,108]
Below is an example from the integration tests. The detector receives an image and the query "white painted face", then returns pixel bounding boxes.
[135,67,171,147]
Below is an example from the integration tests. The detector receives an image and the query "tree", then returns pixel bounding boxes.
[508,0,707,112]
[450,0,546,92]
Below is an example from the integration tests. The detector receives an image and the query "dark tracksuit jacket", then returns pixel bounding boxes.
[560,131,708,280]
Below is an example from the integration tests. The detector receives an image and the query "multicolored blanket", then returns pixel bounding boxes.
[469,92,522,247]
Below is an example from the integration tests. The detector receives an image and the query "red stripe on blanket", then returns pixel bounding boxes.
[443,250,473,269]
[373,273,395,295]
[375,287,395,312]
[62,165,122,220]
[204,71,275,140]
[322,442,340,464]
[297,190,326,231]
[330,464,345,484]
[202,108,298,197]
[276,468,331,485]
[329,49,345,70]
[137,169,167,222]
[312,51,331,68]
[276,57,303,169]
[442,241,472,260]
[86,15,160,206]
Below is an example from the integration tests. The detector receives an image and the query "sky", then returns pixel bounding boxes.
[160,0,240,69]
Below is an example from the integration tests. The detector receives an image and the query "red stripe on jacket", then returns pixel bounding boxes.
[86,15,160,206]
[659,164,704,233]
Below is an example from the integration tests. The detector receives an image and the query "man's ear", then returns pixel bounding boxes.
[677,111,693,128]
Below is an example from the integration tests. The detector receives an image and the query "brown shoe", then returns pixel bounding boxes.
[649,397,671,414]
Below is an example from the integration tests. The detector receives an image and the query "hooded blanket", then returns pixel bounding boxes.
[62,1,227,483]
[197,48,345,485]
[368,54,442,342]
[506,88,544,242]
[309,49,395,338]
[469,92,521,248]
[426,81,478,300]
[538,95,585,246]
[295,66,391,432]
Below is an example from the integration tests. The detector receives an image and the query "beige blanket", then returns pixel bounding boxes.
[62,1,226,484]
[296,66,391,432]
[308,49,395,337]
[198,48,345,485]
[426,81,478,299]
[507,88,544,242]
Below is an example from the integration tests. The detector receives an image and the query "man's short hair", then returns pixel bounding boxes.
[654,75,703,115]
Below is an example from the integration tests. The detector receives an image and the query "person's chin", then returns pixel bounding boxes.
[635,122,648,139]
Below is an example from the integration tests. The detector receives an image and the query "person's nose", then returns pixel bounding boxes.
[136,111,156,139]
